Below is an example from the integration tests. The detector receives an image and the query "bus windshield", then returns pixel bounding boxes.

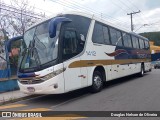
[20,20,59,70]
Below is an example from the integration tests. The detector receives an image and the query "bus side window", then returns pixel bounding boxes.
[116,31,123,47]
[92,22,111,45]
[135,37,140,49]
[62,30,78,60]
[132,36,139,49]
[123,33,132,48]
[110,28,123,46]
[102,26,110,45]
[109,28,117,45]
[139,39,145,49]
[144,40,149,49]
[92,22,104,44]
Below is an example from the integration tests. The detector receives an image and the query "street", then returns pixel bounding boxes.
[0,69,160,120]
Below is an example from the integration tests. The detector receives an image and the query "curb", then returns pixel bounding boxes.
[0,94,40,106]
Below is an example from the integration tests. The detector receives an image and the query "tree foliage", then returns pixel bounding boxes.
[0,0,44,40]
[0,0,44,70]
[140,32,160,46]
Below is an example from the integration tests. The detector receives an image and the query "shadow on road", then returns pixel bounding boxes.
[103,73,150,89]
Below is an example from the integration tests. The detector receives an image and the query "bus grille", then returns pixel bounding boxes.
[19,78,44,84]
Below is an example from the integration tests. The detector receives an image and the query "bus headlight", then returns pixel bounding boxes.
[41,68,66,81]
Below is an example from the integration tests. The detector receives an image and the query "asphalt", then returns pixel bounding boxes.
[0,69,160,120]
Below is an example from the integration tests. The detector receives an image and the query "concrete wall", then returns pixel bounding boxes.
[0,79,19,92]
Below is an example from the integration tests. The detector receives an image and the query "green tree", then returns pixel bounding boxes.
[140,32,160,46]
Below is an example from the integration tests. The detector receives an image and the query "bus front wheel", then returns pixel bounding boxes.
[90,71,103,93]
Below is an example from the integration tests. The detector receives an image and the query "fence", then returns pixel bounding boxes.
[0,40,19,92]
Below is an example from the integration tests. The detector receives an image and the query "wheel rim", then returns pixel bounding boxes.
[93,75,102,89]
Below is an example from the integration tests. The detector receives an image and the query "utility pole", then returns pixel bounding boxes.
[127,10,141,32]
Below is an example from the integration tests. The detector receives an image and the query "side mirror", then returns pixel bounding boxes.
[80,34,85,42]
[49,17,72,38]
[7,36,23,53]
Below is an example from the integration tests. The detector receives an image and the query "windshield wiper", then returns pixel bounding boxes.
[30,47,41,66]
[20,41,41,70]
[28,40,41,67]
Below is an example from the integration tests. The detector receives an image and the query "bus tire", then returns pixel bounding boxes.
[138,64,144,77]
[90,71,103,93]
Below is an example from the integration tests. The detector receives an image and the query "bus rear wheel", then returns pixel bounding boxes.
[90,71,103,93]
[138,64,144,77]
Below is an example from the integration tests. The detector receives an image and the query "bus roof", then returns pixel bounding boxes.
[26,11,94,31]
[129,32,149,41]
[26,11,148,40]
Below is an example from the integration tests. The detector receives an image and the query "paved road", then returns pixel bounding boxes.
[1,69,160,120]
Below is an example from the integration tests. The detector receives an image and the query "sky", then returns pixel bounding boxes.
[2,0,160,33]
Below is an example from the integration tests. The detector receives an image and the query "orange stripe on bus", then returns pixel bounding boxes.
[68,59,151,68]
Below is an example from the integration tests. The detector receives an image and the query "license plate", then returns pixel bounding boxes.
[27,87,35,92]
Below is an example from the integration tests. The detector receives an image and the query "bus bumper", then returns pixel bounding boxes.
[17,75,65,94]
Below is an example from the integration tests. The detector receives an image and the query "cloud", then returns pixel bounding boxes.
[77,0,160,33]
[2,0,160,33]
[145,0,160,10]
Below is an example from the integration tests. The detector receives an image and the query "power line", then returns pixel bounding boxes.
[125,0,149,25]
[149,20,160,25]
[117,0,148,30]
[126,0,139,10]
[67,0,124,21]
[134,24,148,32]
[50,0,130,27]
[73,1,129,25]
[109,0,145,31]
[111,1,144,30]
[134,19,160,32]
[110,0,128,13]
[109,0,144,30]
[118,0,134,12]
[1,0,54,16]
[0,3,44,19]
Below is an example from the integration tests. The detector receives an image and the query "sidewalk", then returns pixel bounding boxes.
[0,90,30,105]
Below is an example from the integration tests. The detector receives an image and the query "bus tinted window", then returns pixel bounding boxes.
[132,36,136,48]
[147,41,150,49]
[110,28,117,45]
[116,31,123,46]
[144,40,149,49]
[63,30,78,60]
[109,28,123,46]
[123,33,132,48]
[132,36,139,49]
[139,39,145,49]
[65,15,91,39]
[92,22,104,44]
[135,38,140,49]
[102,26,110,44]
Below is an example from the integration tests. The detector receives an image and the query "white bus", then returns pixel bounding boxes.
[11,11,151,94]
